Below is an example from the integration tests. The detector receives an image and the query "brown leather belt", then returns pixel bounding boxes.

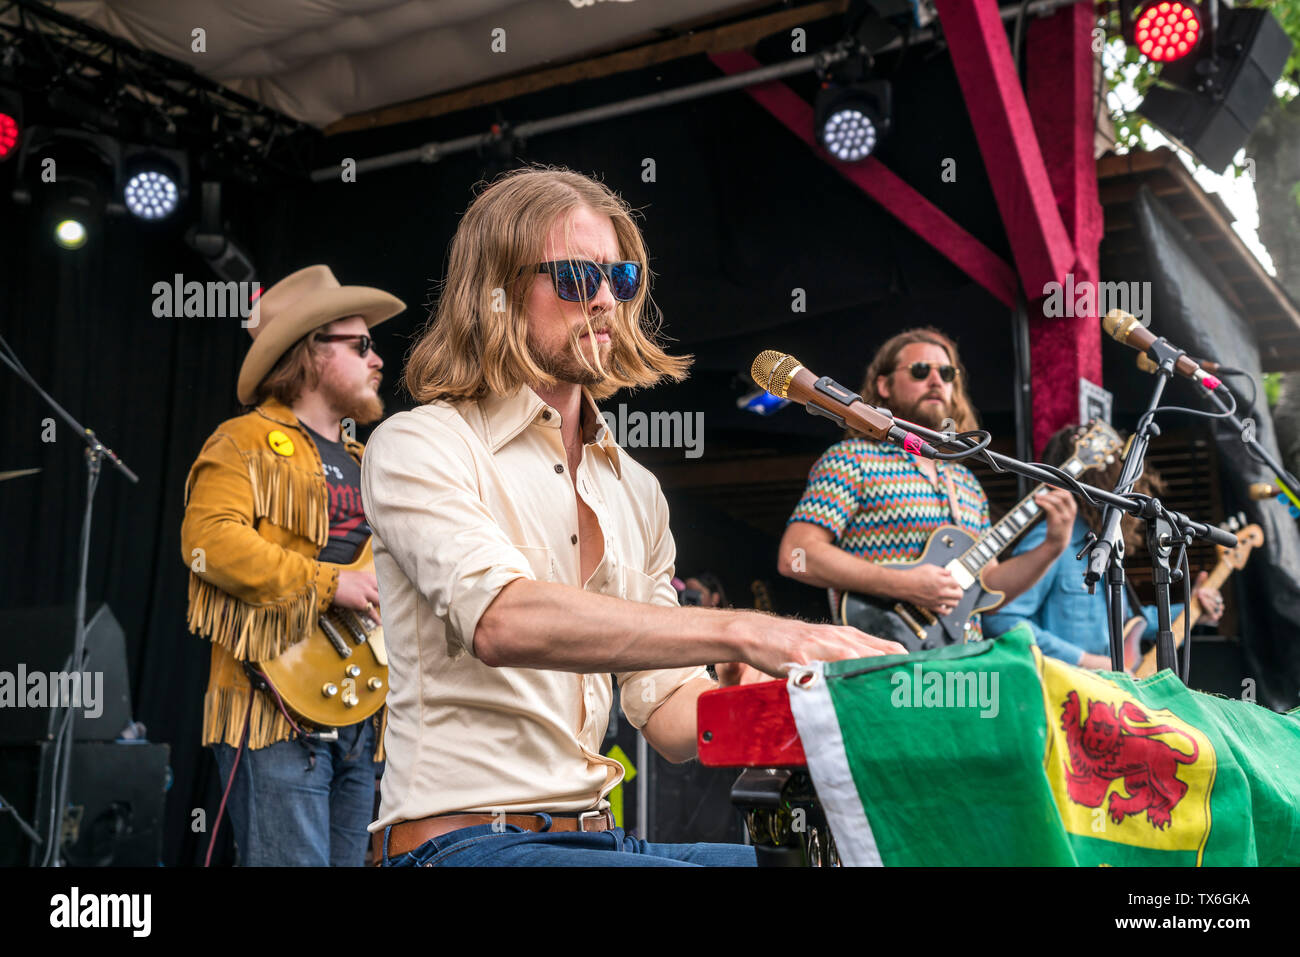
[381,809,615,860]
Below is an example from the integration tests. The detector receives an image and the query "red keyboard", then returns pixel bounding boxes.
[697,679,807,768]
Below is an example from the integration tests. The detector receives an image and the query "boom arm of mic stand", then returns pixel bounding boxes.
[899,419,1148,516]
[1202,380,1300,502]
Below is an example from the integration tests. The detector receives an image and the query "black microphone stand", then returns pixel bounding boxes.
[0,333,138,866]
[1084,337,1186,674]
[1201,374,1300,504]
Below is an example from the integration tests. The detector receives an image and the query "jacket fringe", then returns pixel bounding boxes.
[244,449,330,549]
[187,574,318,662]
[204,684,388,760]
[203,683,297,751]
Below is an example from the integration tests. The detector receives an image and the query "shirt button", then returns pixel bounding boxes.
[541,411,552,421]
[570,534,578,545]
[554,463,564,473]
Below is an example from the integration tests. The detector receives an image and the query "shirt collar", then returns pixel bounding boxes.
[471,386,622,478]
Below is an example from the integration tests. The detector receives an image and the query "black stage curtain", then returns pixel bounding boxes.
[0,52,1012,864]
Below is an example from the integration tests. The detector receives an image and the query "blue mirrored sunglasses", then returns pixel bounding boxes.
[525,260,642,303]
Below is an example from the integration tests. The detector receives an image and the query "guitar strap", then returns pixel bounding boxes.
[936,462,963,525]
[911,453,963,525]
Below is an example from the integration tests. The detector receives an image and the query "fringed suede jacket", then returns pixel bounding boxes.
[181,398,383,759]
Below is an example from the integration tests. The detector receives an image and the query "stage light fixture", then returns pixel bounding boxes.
[121,148,187,221]
[124,169,179,219]
[54,218,87,249]
[0,89,21,162]
[816,80,892,163]
[1138,6,1292,172]
[1133,1,1202,63]
[184,181,257,283]
[11,129,117,250]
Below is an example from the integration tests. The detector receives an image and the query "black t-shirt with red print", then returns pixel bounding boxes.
[303,424,371,565]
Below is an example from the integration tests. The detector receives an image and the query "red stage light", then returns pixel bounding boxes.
[0,112,18,160]
[1134,1,1202,62]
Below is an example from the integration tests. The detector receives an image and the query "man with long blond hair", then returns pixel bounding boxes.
[361,165,905,866]
[779,328,1077,642]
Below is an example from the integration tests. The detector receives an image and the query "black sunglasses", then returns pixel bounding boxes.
[525,260,643,303]
[897,361,958,383]
[315,333,372,357]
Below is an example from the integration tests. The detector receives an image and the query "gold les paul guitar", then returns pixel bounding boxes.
[255,539,389,727]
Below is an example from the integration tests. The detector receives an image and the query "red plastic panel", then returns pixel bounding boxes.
[697,679,806,768]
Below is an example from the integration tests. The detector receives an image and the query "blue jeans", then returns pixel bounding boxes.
[212,719,377,866]
[380,817,757,867]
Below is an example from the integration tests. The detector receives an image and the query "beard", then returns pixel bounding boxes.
[528,327,610,387]
[896,394,954,430]
[319,366,384,425]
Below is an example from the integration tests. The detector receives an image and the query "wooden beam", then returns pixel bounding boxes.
[935,0,1076,297]
[324,0,850,136]
[707,50,1019,306]
[1023,1,1104,454]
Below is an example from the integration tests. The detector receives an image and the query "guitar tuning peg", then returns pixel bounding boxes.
[1237,511,1247,527]
[1226,517,1240,532]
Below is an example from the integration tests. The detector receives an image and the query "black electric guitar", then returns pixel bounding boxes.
[838,420,1122,651]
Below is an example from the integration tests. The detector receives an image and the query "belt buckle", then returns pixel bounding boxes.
[577,809,609,832]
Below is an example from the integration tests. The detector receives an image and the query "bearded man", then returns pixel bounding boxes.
[181,265,403,866]
[779,327,1076,641]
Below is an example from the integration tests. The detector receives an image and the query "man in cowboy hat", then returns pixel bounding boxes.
[181,265,404,866]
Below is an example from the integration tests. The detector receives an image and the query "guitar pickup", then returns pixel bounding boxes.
[893,605,928,640]
[337,609,370,644]
[319,615,352,659]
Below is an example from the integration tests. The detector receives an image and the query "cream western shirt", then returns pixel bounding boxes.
[361,386,707,829]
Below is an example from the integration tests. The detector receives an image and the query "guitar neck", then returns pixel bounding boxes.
[958,455,1089,574]
[1172,559,1231,634]
[1135,556,1232,677]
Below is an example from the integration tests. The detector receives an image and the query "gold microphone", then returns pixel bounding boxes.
[1103,309,1222,390]
[751,351,939,457]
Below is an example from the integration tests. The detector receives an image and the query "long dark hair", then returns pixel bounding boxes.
[1041,424,1166,555]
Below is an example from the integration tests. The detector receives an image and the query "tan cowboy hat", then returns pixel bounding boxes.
[236,265,406,405]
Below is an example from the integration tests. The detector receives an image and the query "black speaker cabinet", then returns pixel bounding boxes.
[0,740,168,866]
[1141,8,1292,172]
[0,603,132,743]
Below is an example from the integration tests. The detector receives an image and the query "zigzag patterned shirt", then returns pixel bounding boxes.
[789,439,991,631]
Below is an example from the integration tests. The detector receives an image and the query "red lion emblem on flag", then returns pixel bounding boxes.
[1060,690,1199,830]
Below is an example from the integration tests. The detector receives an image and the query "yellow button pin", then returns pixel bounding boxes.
[267,429,295,456]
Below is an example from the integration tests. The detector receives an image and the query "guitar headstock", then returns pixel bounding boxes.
[1070,419,1123,472]
[750,579,773,613]
[1218,523,1264,570]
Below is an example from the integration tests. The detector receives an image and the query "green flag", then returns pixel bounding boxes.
[786,625,1300,866]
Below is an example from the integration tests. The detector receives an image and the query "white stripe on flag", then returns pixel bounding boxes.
[787,662,882,867]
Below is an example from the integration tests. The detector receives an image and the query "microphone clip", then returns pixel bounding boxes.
[1144,336,1186,378]
[803,376,862,431]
